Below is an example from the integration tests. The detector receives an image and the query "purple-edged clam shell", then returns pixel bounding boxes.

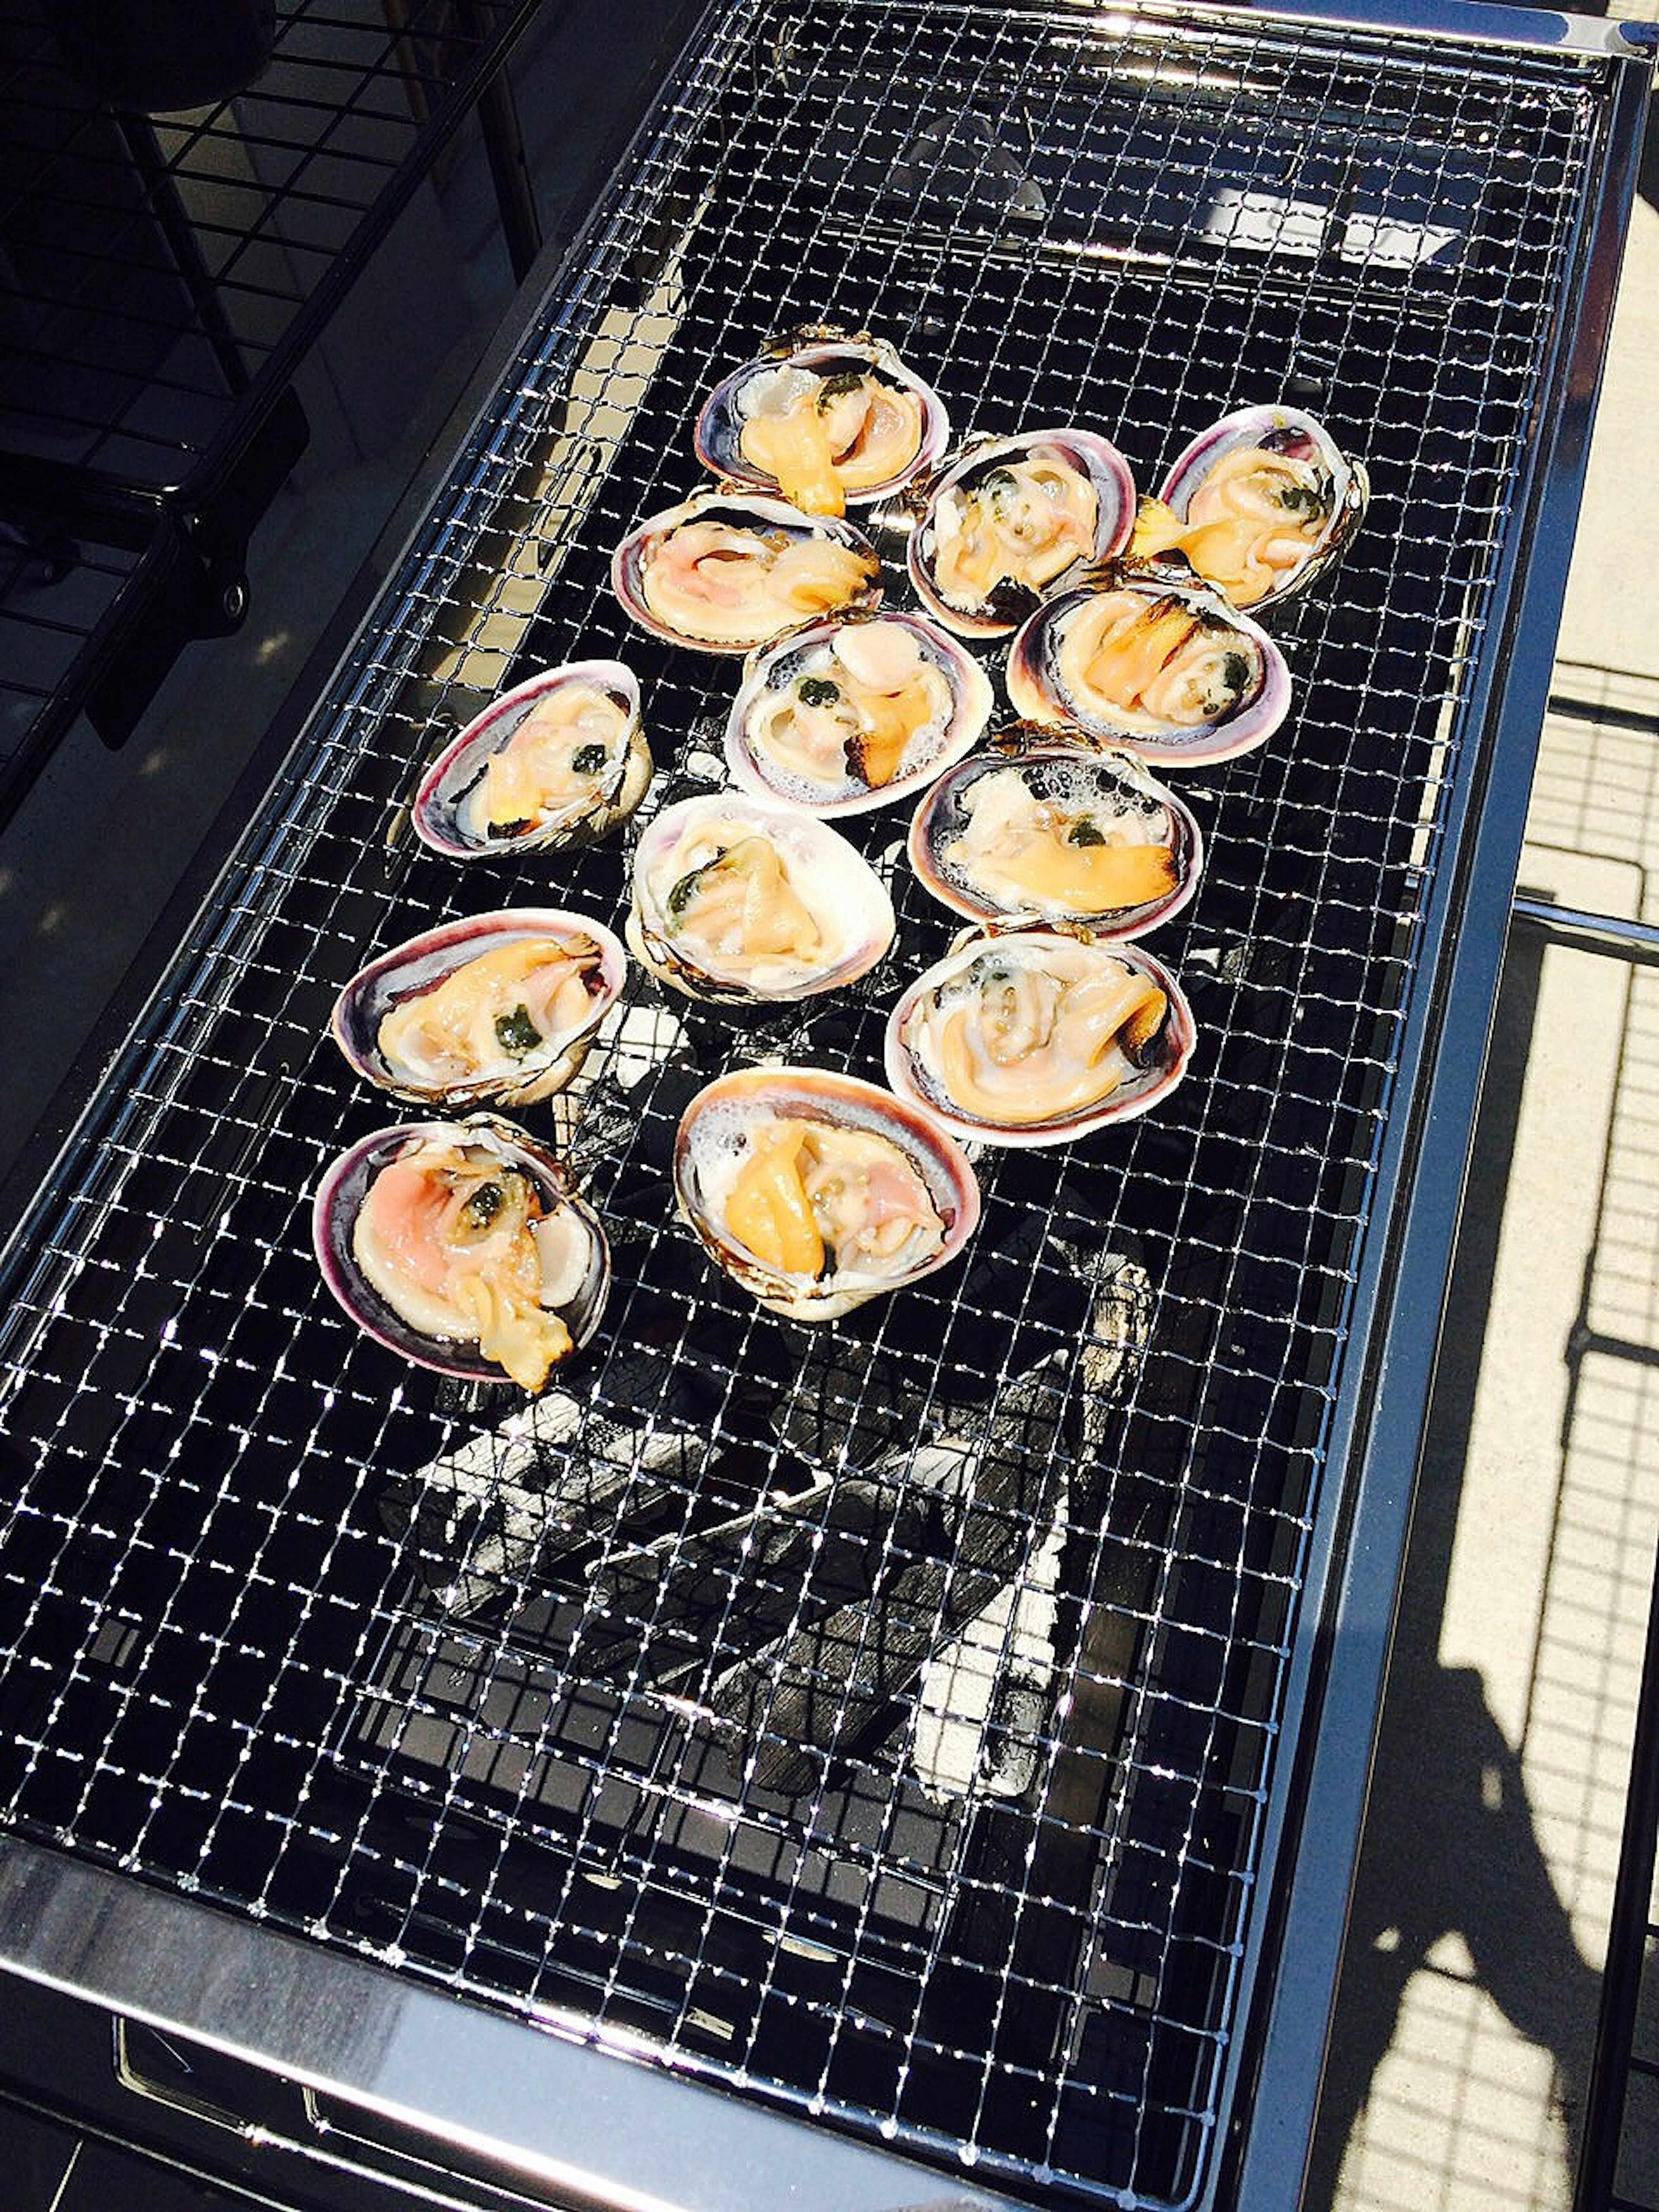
[330,908,628,1109]
[673,1065,981,1320]
[908,745,1203,940]
[693,335,950,510]
[1145,404,1368,612]
[906,428,1136,639]
[723,609,995,817]
[411,661,649,860]
[627,791,896,1003]
[884,927,1195,1148]
[1005,569,1290,767]
[610,490,881,655]
[312,1116,610,1384]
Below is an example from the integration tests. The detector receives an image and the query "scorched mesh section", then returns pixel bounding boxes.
[0,0,1612,2202]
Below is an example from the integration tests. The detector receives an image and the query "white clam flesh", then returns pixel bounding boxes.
[1005,571,1290,766]
[694,334,949,516]
[674,1067,980,1319]
[612,493,880,654]
[314,1119,610,1389]
[628,792,895,1001]
[725,610,993,814]
[909,747,1201,938]
[411,661,650,859]
[1129,404,1368,612]
[332,910,628,1109]
[464,685,624,839]
[1054,589,1256,731]
[908,429,1135,638]
[885,929,1195,1146]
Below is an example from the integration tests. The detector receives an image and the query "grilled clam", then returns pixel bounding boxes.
[628,791,895,1001]
[1128,404,1368,612]
[411,661,650,859]
[674,1066,980,1320]
[611,490,881,653]
[694,331,949,517]
[909,745,1202,939]
[724,609,994,816]
[907,428,1136,639]
[884,927,1195,1147]
[1005,567,1290,766]
[331,909,627,1109]
[313,1116,610,1389]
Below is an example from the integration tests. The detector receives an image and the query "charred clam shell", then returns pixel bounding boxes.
[907,428,1136,639]
[628,791,896,1002]
[611,490,881,654]
[313,1116,610,1389]
[693,333,949,516]
[1129,404,1368,613]
[885,927,1195,1147]
[674,1066,980,1321]
[1005,567,1290,766]
[331,909,628,1110]
[909,745,1203,940]
[411,661,650,859]
[724,609,994,816]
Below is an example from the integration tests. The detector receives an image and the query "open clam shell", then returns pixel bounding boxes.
[628,791,896,1002]
[693,333,950,515]
[724,608,995,816]
[611,490,882,654]
[1131,404,1368,613]
[313,1116,610,1386]
[906,427,1136,639]
[1005,567,1290,766]
[674,1066,981,1321]
[331,909,628,1110]
[411,661,650,860]
[884,927,1195,1148]
[909,745,1203,940]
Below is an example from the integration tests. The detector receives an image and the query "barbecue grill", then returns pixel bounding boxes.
[0,0,1649,2205]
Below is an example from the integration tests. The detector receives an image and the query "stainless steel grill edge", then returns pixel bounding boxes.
[0,0,1648,2206]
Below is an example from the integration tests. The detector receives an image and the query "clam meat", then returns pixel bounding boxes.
[628,791,895,1001]
[674,1066,980,1319]
[725,610,994,814]
[907,429,1135,639]
[331,909,627,1109]
[909,746,1202,938]
[313,1118,610,1389]
[1128,404,1368,611]
[1006,569,1290,766]
[885,928,1194,1146]
[612,491,881,653]
[411,662,650,859]
[694,334,949,516]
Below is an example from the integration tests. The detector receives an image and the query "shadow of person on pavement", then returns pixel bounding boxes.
[1302,910,1611,2204]
[1304,1659,1602,2206]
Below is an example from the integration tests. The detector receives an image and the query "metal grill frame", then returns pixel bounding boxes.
[0,0,1649,2207]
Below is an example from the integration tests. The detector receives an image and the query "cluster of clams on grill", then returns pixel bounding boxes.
[313,322,1368,1385]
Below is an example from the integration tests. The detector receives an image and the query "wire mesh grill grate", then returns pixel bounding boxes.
[0,0,1616,2202]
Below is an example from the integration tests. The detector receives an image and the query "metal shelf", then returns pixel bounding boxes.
[0,0,544,821]
[1549,903,1659,2212]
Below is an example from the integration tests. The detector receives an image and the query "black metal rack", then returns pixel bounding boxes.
[0,0,545,820]
[1557,888,1659,2212]
[1576,1532,1659,2210]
